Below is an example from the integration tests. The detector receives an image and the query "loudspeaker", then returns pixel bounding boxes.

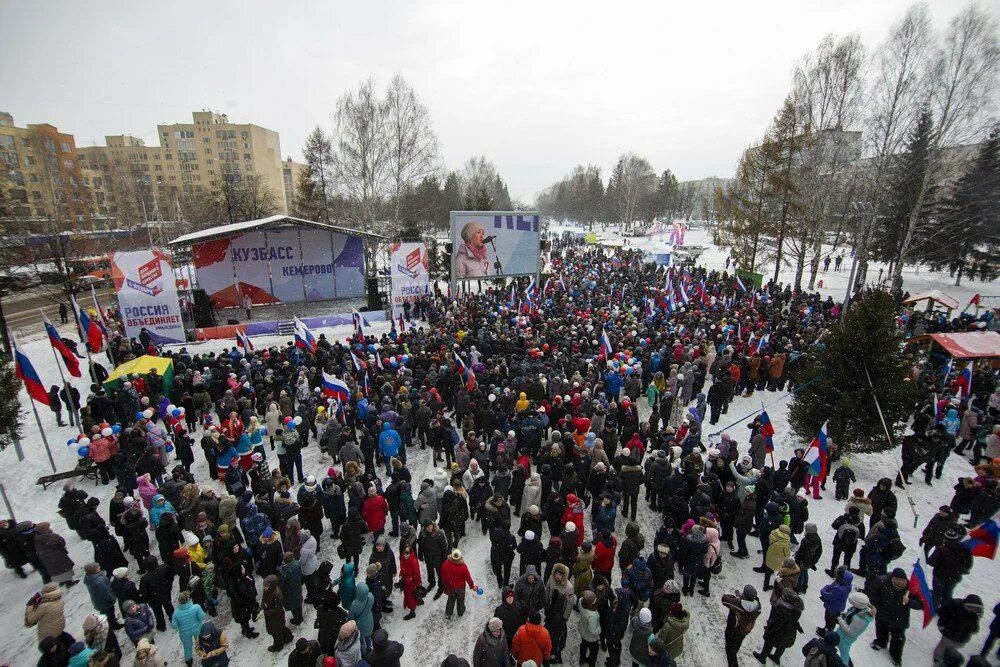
[366,278,383,311]
[192,289,217,328]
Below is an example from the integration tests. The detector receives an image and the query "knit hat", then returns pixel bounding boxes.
[964,594,984,614]
[742,585,758,600]
[84,562,100,574]
[847,591,870,608]
[891,567,907,580]
[262,527,274,539]
[638,607,652,623]
[82,614,99,631]
[823,631,841,646]
[488,617,503,633]
[656,544,669,555]
[853,488,864,497]
[113,567,129,578]
[305,475,316,487]
[339,619,357,640]
[525,530,535,541]
[565,521,576,532]
[804,523,817,534]
[122,496,135,506]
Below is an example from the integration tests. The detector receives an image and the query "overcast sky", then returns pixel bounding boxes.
[0,0,985,202]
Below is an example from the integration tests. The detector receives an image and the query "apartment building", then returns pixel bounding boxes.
[0,111,93,229]
[282,156,306,213]
[77,110,304,226]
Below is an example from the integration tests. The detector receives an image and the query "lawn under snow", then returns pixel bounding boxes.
[0,226,995,666]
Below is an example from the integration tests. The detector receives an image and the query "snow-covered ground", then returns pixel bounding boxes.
[1,228,996,666]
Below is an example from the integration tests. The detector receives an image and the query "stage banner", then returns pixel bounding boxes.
[332,233,366,298]
[390,242,429,317]
[192,233,278,308]
[263,227,305,303]
[110,249,186,345]
[299,227,338,301]
[451,211,540,281]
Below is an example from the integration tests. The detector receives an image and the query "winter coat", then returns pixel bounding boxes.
[623,556,654,602]
[170,600,207,661]
[619,521,645,570]
[834,606,873,664]
[441,556,476,593]
[513,566,546,613]
[361,494,390,533]
[765,527,791,571]
[347,580,375,639]
[819,570,854,615]
[473,623,512,667]
[24,585,66,641]
[520,473,542,515]
[628,615,653,664]
[937,599,980,643]
[124,603,156,645]
[149,495,177,528]
[195,623,230,666]
[34,524,74,577]
[511,621,552,665]
[870,575,922,630]
[368,627,405,667]
[722,593,761,636]
[262,578,291,640]
[762,593,804,650]
[656,610,690,659]
[278,558,303,611]
[416,483,439,525]
[576,598,602,642]
[84,571,118,615]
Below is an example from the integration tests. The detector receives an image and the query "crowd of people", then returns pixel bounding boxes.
[3,244,999,667]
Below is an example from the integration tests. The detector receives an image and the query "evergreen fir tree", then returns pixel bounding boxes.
[0,355,23,452]
[872,109,935,268]
[789,288,917,453]
[927,125,1000,285]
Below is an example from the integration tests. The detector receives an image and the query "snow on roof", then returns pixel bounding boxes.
[902,289,959,310]
[168,215,388,246]
[928,331,1000,359]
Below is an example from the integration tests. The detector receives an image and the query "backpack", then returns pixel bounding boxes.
[836,523,859,549]
[710,545,723,575]
[884,537,905,562]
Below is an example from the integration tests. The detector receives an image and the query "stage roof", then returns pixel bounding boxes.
[902,290,959,310]
[927,331,1000,359]
[168,215,389,246]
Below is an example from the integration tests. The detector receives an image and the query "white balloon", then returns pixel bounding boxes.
[101,427,113,437]
[293,416,303,426]
[142,409,154,419]
[78,437,91,447]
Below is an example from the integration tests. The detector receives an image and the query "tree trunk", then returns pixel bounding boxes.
[807,240,822,290]
[893,169,932,287]
[773,207,788,284]
[794,245,806,290]
[954,261,964,286]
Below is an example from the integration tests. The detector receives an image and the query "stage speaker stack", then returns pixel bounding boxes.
[366,277,383,311]
[191,289,217,328]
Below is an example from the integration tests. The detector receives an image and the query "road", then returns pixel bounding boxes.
[2,284,117,341]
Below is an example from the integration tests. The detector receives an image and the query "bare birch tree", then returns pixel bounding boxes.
[385,75,439,231]
[334,78,391,234]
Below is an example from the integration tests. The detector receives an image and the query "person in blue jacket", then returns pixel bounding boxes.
[149,494,176,529]
[817,566,853,634]
[170,589,207,664]
[378,422,402,476]
[240,505,271,561]
[348,580,376,654]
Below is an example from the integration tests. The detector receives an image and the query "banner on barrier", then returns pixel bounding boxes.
[111,249,186,345]
[390,242,429,317]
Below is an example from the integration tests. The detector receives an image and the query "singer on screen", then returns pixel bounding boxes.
[455,220,492,277]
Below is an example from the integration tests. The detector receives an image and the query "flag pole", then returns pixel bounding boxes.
[40,310,77,430]
[14,332,59,474]
[68,292,97,385]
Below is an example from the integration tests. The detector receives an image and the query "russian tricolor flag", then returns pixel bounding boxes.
[321,372,350,402]
[956,362,973,395]
[293,317,317,353]
[760,408,775,454]
[43,315,81,377]
[734,274,747,292]
[908,561,936,628]
[610,257,622,269]
[90,285,110,337]
[525,277,537,303]
[755,333,770,354]
[600,329,613,358]
[962,519,998,559]
[71,294,104,352]
[235,329,254,352]
[454,351,476,390]
[678,283,690,306]
[13,337,50,406]
[803,422,829,478]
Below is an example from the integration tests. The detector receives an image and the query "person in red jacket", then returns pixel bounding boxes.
[593,530,617,581]
[88,426,120,485]
[221,412,245,447]
[440,549,477,618]
[560,494,585,547]
[361,487,390,541]
[399,544,422,620]
[512,611,552,665]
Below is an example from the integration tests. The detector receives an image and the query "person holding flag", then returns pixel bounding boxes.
[43,314,81,379]
[235,329,254,353]
[71,293,104,353]
[321,372,350,402]
[802,423,829,500]
[600,329,613,359]
[868,566,925,664]
[759,407,775,462]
